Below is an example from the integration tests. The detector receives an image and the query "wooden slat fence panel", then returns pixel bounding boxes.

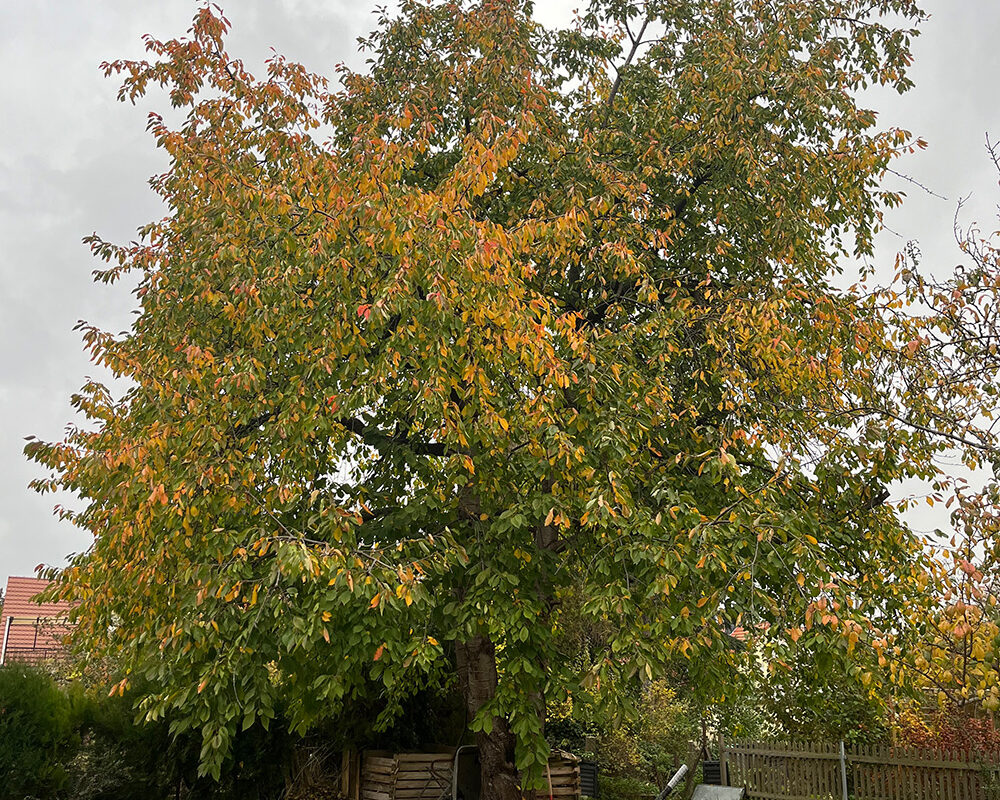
[850,744,985,800]
[725,741,841,800]
[357,750,580,800]
[360,752,454,800]
[361,752,398,800]
[723,741,1000,800]
[545,756,581,798]
[394,753,454,800]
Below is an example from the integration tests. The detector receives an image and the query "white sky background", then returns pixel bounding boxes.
[0,1,998,587]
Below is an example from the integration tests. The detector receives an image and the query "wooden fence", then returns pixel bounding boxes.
[722,740,1000,800]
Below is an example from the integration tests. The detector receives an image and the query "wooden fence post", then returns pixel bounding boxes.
[719,734,728,787]
[839,741,848,800]
[340,749,353,799]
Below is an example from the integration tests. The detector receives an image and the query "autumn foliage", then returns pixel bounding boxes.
[26,1,1000,795]
[895,709,1000,755]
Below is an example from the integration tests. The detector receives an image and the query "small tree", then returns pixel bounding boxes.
[889,141,1000,715]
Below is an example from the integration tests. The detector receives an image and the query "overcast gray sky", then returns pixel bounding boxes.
[1,1,998,589]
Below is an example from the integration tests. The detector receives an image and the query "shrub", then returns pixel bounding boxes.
[555,680,696,791]
[893,706,1000,753]
[67,686,296,800]
[0,663,76,798]
[599,775,657,800]
[635,683,696,786]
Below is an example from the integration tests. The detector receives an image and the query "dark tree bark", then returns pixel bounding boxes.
[455,633,522,800]
[523,491,563,800]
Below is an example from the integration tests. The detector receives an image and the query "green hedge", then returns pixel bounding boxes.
[0,663,75,797]
[0,664,295,800]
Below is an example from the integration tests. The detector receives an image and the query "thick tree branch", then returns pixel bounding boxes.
[338,415,450,457]
[229,409,279,440]
[601,17,650,126]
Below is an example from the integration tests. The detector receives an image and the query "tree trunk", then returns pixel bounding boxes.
[455,633,522,800]
[523,511,559,800]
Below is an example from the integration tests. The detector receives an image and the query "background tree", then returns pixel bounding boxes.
[758,639,891,744]
[28,1,995,796]
[880,139,1000,719]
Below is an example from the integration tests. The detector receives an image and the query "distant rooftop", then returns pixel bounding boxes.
[0,576,72,665]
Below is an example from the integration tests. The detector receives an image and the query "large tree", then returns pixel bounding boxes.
[28,0,990,795]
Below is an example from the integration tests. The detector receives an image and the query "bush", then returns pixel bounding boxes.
[592,681,694,788]
[0,663,76,798]
[634,683,696,786]
[0,664,304,800]
[66,684,185,800]
[757,643,889,745]
[893,706,1000,753]
[546,679,696,794]
[599,775,658,800]
[0,662,456,799]
[67,686,297,800]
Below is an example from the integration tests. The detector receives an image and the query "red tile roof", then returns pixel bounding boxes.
[0,576,72,665]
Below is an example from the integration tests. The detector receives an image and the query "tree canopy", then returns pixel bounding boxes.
[27,1,995,795]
